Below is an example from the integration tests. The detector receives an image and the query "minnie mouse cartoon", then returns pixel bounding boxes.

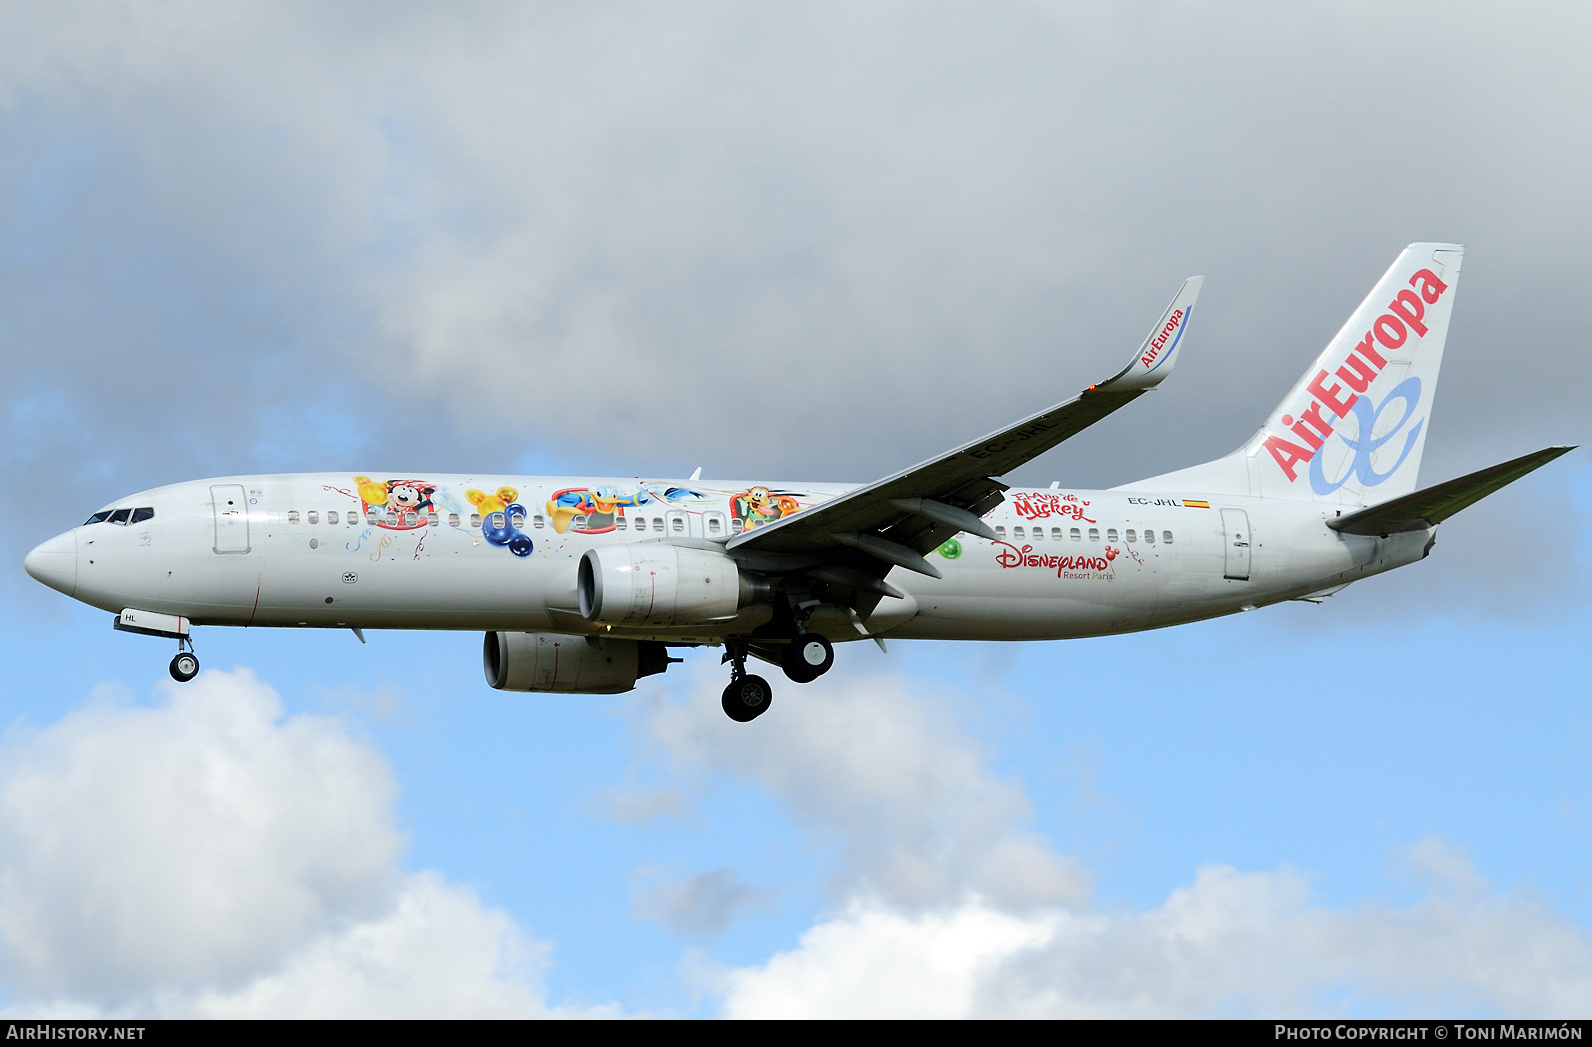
[355,478,437,530]
[386,480,437,516]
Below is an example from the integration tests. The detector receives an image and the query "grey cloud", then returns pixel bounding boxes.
[631,867,776,938]
[2,2,1589,620]
[593,785,691,825]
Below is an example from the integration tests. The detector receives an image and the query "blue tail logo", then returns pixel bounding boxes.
[1309,377,1424,495]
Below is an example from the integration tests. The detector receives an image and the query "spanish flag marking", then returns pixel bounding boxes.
[1183,499,1210,509]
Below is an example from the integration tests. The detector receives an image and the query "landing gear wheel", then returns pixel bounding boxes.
[722,674,773,722]
[782,633,834,683]
[170,651,200,683]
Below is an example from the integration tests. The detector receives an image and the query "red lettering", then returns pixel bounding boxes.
[1011,493,1094,523]
[1306,370,1358,418]
[1140,310,1182,367]
[1373,314,1408,352]
[1290,421,1323,451]
[1298,401,1335,442]
[1355,331,1386,369]
[1408,268,1447,304]
[994,541,1114,578]
[1388,289,1428,337]
[1335,353,1378,394]
[1264,434,1315,481]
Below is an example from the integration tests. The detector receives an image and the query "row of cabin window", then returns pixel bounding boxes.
[84,507,155,526]
[994,524,1174,545]
[284,509,529,528]
[283,509,691,534]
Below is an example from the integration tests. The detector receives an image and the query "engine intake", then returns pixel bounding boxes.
[483,631,672,693]
[578,544,761,626]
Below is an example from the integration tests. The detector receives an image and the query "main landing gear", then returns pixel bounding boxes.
[721,645,772,723]
[782,633,833,684]
[169,636,199,683]
[720,630,838,722]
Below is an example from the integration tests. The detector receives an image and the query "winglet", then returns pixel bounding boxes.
[1098,276,1204,393]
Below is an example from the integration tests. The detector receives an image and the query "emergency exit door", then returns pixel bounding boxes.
[1221,508,1251,581]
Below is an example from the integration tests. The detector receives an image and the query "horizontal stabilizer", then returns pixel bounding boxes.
[1328,446,1575,536]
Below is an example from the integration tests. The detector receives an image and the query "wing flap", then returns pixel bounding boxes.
[1328,446,1575,536]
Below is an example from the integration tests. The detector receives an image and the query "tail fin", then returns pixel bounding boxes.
[1131,243,1464,505]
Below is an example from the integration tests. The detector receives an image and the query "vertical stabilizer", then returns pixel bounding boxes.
[1129,243,1463,505]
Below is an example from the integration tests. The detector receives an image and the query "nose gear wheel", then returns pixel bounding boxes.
[169,651,199,682]
[168,635,199,682]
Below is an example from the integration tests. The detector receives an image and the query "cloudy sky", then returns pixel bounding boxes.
[2,0,1591,1017]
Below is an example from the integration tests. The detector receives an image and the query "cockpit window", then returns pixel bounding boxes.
[108,508,132,525]
[84,510,114,525]
[130,507,154,524]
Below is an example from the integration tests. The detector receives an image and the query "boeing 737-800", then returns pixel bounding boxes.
[23,244,1573,721]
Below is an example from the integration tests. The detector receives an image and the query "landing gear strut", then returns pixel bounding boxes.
[169,636,199,683]
[721,643,772,722]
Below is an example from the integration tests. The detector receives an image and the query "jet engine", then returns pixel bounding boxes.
[578,544,764,626]
[483,631,672,693]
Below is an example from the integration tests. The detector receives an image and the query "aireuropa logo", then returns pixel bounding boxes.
[1264,267,1447,484]
[1309,377,1423,494]
[1140,307,1189,374]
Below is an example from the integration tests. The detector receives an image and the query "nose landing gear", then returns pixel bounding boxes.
[721,644,772,722]
[169,637,199,682]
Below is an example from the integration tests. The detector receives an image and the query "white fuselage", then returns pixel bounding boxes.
[33,472,1433,645]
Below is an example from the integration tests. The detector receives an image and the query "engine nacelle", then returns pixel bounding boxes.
[483,631,672,693]
[578,544,757,626]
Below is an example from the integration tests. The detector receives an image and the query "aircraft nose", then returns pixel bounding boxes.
[24,530,77,598]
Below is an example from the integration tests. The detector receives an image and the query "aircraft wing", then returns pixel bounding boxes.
[1328,445,1575,537]
[725,277,1204,582]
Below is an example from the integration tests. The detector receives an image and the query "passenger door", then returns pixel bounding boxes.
[1220,508,1251,581]
[211,484,251,554]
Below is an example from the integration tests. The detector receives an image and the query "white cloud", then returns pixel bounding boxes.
[0,669,610,1017]
[721,858,1592,1018]
[162,875,607,1019]
[0,641,1582,1018]
[721,900,1057,1019]
[639,665,1087,910]
[634,668,1592,1017]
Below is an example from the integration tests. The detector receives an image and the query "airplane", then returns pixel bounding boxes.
[23,243,1574,722]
